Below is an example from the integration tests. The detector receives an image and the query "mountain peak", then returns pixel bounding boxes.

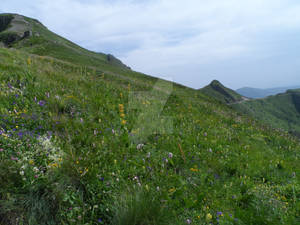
[210,80,223,86]
[200,80,243,104]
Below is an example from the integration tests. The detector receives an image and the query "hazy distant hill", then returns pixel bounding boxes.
[236,85,300,98]
[233,89,300,136]
[200,80,245,104]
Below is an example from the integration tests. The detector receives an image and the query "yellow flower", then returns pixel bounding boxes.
[206,213,212,221]
[121,120,126,125]
[168,188,176,193]
[120,113,125,118]
[50,163,58,168]
[190,168,199,172]
[27,57,31,65]
[29,159,34,165]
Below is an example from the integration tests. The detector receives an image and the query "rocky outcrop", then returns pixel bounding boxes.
[0,14,32,46]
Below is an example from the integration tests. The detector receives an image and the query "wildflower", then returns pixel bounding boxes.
[27,57,31,65]
[98,218,103,223]
[186,219,192,224]
[19,170,24,176]
[206,213,212,221]
[38,100,46,106]
[146,152,151,158]
[0,148,3,152]
[168,188,176,193]
[136,143,144,150]
[168,152,173,158]
[190,168,199,172]
[29,159,34,165]
[217,211,223,216]
[121,120,126,125]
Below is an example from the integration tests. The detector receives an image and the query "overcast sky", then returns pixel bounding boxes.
[1,0,300,89]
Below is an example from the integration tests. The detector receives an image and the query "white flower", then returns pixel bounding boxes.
[136,143,144,150]
[186,219,192,224]
[168,152,173,158]
[19,170,24,176]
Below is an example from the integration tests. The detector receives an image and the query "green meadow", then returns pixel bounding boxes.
[0,14,299,225]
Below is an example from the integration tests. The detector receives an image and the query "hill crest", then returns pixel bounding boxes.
[200,80,244,104]
[0,13,130,70]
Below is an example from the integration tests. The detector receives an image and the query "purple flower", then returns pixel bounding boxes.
[98,218,103,223]
[217,211,223,216]
[38,100,46,106]
[168,152,173,158]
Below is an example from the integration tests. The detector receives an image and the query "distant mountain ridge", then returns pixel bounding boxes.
[236,85,300,98]
[233,88,300,137]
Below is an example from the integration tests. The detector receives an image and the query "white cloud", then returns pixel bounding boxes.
[1,0,300,88]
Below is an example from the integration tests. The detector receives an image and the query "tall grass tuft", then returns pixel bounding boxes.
[112,188,172,225]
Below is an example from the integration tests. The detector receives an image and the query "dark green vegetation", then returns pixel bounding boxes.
[0,14,300,225]
[236,86,300,99]
[233,89,300,137]
[200,80,245,104]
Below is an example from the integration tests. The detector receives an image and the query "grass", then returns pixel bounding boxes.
[0,14,299,225]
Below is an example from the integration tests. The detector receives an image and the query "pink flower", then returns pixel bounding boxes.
[0,148,4,152]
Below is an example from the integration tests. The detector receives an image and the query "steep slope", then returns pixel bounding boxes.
[233,89,300,136]
[237,85,300,99]
[0,13,130,70]
[0,14,300,225]
[200,80,245,104]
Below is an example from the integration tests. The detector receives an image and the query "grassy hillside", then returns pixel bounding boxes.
[0,15,300,225]
[233,89,300,137]
[200,80,245,104]
[236,86,300,99]
[0,13,130,70]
